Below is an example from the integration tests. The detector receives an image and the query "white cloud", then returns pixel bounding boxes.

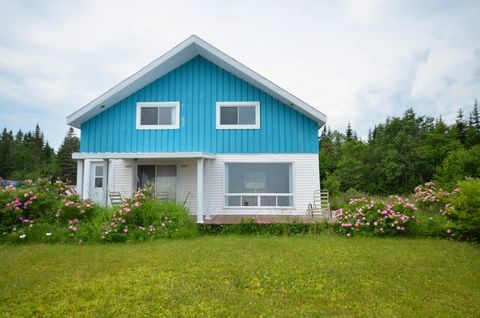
[0,0,479,147]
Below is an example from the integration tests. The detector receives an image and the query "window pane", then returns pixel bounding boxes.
[94,177,103,188]
[242,195,258,207]
[238,106,256,125]
[226,163,291,194]
[137,165,155,189]
[260,196,276,206]
[95,165,103,177]
[156,165,177,200]
[277,196,293,207]
[158,107,174,125]
[141,107,158,125]
[226,196,241,206]
[220,107,238,125]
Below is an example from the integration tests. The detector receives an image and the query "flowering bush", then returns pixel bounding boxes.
[102,189,193,242]
[334,196,417,237]
[55,194,95,223]
[413,181,458,206]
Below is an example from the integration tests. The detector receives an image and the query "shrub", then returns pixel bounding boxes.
[102,189,196,242]
[334,196,417,237]
[444,179,480,242]
[435,145,480,190]
[413,181,456,208]
[322,175,341,196]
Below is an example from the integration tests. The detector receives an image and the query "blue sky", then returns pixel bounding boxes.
[0,0,479,149]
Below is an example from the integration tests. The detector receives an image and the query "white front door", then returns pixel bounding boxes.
[90,162,104,204]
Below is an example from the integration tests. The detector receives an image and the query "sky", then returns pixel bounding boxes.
[0,0,479,149]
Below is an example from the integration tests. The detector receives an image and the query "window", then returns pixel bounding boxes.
[216,102,260,129]
[136,102,180,129]
[94,165,103,188]
[224,163,293,207]
[137,165,177,200]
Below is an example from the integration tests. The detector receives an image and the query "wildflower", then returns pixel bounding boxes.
[346,233,351,237]
[447,229,452,234]
[19,234,26,239]
[46,232,52,236]
[123,227,129,233]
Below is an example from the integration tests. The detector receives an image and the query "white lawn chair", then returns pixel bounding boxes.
[307,190,331,218]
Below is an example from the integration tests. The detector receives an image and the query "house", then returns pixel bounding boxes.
[67,35,327,223]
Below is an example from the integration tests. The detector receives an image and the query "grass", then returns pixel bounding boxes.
[1,236,479,317]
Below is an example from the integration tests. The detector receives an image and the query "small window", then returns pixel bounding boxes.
[216,102,260,129]
[136,102,180,129]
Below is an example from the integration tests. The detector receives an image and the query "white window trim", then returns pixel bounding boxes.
[136,102,180,130]
[216,101,260,129]
[222,162,295,209]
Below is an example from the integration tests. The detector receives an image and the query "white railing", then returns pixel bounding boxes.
[224,193,294,207]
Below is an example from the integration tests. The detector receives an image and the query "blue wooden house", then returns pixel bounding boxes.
[67,35,327,223]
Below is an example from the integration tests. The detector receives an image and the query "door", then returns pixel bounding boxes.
[137,164,177,201]
[90,162,104,204]
[156,165,177,200]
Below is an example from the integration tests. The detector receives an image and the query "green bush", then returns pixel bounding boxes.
[435,145,480,190]
[444,179,480,242]
[198,219,332,236]
[322,174,341,196]
[102,189,197,242]
[334,196,417,237]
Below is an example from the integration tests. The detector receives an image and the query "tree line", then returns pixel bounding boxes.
[320,99,480,195]
[0,125,80,183]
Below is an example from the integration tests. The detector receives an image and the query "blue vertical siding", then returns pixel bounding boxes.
[80,56,319,153]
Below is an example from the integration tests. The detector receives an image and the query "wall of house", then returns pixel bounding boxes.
[81,154,319,217]
[80,55,319,154]
[204,154,320,216]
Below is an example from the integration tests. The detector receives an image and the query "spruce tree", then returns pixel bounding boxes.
[346,122,353,141]
[472,99,480,131]
[57,128,80,184]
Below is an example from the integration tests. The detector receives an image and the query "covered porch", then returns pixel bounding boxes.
[72,152,215,223]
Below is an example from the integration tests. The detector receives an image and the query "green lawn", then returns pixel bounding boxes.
[1,236,479,317]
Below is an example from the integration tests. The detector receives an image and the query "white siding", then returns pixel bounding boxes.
[205,154,320,216]
[84,154,320,217]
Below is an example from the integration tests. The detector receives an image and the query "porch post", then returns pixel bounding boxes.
[132,159,138,197]
[196,158,204,223]
[103,159,109,207]
[76,159,84,199]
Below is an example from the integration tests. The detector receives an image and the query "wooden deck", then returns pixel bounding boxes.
[203,215,331,225]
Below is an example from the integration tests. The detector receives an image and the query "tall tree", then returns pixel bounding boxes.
[472,99,480,131]
[57,128,80,184]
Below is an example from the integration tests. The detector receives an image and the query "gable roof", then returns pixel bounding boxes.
[67,35,327,128]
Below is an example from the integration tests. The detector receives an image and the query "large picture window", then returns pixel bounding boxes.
[136,102,180,129]
[224,163,293,207]
[216,102,260,129]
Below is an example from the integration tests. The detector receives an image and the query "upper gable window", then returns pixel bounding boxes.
[136,102,180,130]
[216,102,260,129]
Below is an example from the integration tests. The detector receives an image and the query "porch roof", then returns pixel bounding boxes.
[72,152,215,160]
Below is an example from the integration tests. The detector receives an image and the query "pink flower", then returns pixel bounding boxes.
[373,221,378,226]
[123,227,128,233]
[447,229,452,234]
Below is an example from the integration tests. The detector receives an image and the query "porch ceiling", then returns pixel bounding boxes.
[72,152,215,160]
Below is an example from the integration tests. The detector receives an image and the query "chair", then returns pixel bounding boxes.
[156,192,169,200]
[307,190,331,218]
[109,192,123,206]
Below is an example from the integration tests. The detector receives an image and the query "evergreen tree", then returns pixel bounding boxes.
[0,129,15,178]
[455,108,466,144]
[472,99,480,131]
[57,128,80,184]
[345,122,353,141]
